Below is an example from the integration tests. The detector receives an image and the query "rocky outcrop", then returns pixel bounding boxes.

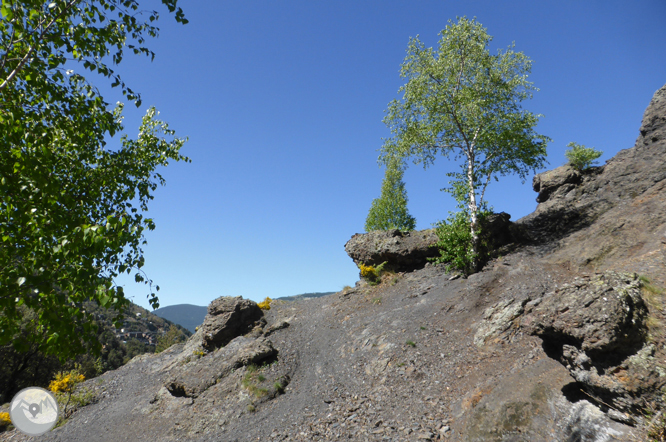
[9,85,665,442]
[200,296,264,349]
[165,336,277,398]
[532,165,582,203]
[522,272,665,423]
[345,213,515,273]
[344,228,440,272]
[518,84,666,288]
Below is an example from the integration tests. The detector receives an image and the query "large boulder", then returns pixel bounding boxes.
[164,336,277,398]
[522,272,664,421]
[200,296,264,350]
[344,229,439,272]
[532,165,581,203]
[345,214,515,273]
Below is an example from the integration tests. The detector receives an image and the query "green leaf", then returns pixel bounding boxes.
[1,4,13,20]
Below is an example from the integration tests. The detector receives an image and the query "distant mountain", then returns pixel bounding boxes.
[154,293,337,332]
[275,291,336,302]
[153,304,208,333]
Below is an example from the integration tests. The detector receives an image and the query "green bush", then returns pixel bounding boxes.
[564,142,602,171]
[430,210,491,275]
[359,261,388,285]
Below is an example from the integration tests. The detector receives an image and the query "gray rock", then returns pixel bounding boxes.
[165,336,277,398]
[474,297,529,347]
[518,83,666,259]
[344,229,440,272]
[200,296,264,349]
[522,272,666,414]
[523,272,646,355]
[532,165,581,203]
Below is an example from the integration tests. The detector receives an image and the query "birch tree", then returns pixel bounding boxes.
[381,17,549,271]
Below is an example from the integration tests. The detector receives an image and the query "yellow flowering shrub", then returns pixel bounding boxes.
[359,262,388,285]
[49,371,85,394]
[0,411,11,430]
[359,263,376,279]
[257,297,272,310]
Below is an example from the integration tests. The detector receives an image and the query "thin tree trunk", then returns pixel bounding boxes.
[466,153,479,273]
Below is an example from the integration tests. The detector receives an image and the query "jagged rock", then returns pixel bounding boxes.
[638,82,666,148]
[532,165,581,203]
[522,272,665,415]
[200,296,264,349]
[474,297,529,347]
[518,84,666,275]
[482,211,515,248]
[344,229,440,272]
[263,319,290,337]
[164,336,277,398]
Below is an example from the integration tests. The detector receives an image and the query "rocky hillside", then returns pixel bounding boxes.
[2,84,664,441]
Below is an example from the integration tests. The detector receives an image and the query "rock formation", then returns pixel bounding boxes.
[344,228,440,272]
[200,296,265,349]
[345,213,514,274]
[3,84,664,442]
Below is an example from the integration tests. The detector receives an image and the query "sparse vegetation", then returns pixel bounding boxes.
[405,340,416,348]
[156,324,188,353]
[241,364,269,398]
[639,399,666,442]
[0,411,11,432]
[372,297,382,305]
[359,261,388,285]
[257,297,272,310]
[49,367,90,419]
[565,142,603,171]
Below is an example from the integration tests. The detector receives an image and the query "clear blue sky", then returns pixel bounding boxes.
[107,0,666,309]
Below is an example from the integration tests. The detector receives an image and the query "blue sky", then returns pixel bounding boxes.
[107,0,666,309]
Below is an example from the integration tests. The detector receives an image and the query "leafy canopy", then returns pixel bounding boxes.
[381,17,549,270]
[365,155,416,232]
[0,0,188,360]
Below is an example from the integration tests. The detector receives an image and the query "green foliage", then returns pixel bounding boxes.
[156,325,187,353]
[0,0,189,361]
[365,155,416,232]
[0,302,176,403]
[564,142,603,171]
[431,211,478,275]
[241,364,269,398]
[381,17,549,270]
[430,209,494,275]
[405,340,416,347]
[359,261,388,285]
[49,366,89,418]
